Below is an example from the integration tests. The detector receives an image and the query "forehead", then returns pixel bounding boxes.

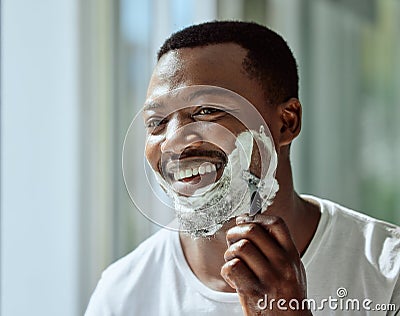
[146,43,265,108]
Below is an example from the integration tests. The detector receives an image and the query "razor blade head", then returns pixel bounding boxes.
[249,191,263,216]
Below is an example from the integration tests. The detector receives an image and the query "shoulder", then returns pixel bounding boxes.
[85,228,179,315]
[318,196,400,239]
[103,228,177,284]
[302,196,400,312]
[304,194,400,238]
[306,195,400,273]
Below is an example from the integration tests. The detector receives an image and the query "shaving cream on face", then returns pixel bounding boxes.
[154,127,279,239]
[243,125,280,211]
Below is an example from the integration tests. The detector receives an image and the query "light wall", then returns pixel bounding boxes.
[1,0,79,315]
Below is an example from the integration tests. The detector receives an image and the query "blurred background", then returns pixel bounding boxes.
[2,0,400,315]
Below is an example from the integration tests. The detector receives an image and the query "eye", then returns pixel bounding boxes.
[195,107,222,116]
[145,117,168,132]
[146,120,161,128]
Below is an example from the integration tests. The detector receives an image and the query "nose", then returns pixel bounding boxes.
[160,113,203,154]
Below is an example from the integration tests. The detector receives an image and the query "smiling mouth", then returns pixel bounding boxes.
[162,152,227,196]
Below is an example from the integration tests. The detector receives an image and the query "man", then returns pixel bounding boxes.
[86,21,400,315]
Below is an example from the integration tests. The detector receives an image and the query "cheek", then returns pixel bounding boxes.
[207,118,247,153]
[260,113,281,151]
[145,136,162,171]
[267,123,281,153]
[206,128,236,153]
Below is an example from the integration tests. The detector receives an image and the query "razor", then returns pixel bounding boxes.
[247,174,263,216]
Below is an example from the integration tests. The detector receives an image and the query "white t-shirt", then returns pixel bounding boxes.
[85,196,400,315]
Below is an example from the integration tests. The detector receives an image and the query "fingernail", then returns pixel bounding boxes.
[236,216,245,224]
[236,215,252,224]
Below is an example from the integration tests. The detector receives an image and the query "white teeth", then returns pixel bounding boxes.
[185,169,192,178]
[174,162,220,180]
[199,165,206,175]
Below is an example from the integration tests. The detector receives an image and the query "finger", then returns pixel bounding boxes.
[226,223,292,270]
[224,238,275,279]
[236,214,298,255]
[220,258,259,293]
[226,223,287,265]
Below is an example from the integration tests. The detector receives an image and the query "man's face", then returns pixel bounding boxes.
[143,43,281,197]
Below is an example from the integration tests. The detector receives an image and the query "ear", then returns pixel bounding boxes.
[278,98,302,146]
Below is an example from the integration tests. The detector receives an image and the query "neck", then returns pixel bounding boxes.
[179,154,320,292]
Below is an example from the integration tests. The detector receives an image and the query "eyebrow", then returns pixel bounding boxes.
[143,101,163,112]
[186,87,235,102]
[142,88,237,111]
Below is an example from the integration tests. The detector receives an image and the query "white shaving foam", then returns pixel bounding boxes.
[154,127,279,238]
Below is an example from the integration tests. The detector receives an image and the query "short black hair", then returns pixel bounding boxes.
[158,21,299,105]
